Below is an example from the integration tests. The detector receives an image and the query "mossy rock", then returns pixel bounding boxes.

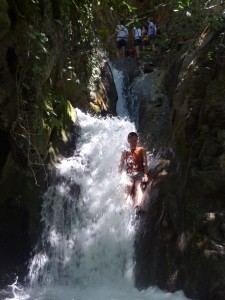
[49,100,78,160]
[0,0,10,39]
[56,79,91,112]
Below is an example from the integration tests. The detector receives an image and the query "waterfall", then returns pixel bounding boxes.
[4,62,190,300]
[28,109,136,288]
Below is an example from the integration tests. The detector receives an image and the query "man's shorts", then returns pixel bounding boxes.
[134,38,142,46]
[116,39,127,48]
[148,34,156,45]
[127,172,144,184]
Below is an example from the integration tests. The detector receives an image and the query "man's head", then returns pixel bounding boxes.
[127,132,138,150]
[120,19,124,25]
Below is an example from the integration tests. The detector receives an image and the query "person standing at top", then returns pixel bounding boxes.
[147,17,157,51]
[133,26,142,59]
[118,132,148,210]
[115,19,128,58]
[141,25,148,50]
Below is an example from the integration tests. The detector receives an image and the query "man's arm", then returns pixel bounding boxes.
[118,151,125,173]
[142,148,148,181]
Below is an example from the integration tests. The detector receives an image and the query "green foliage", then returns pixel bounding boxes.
[22,82,31,90]
[207,31,225,62]
[107,0,136,13]
[207,51,213,61]
[215,41,225,58]
[27,27,49,57]
[12,0,139,169]
[98,28,109,42]
[207,12,225,63]
[41,94,76,138]
[126,15,142,28]
[178,0,190,9]
[210,12,225,32]
[173,0,191,16]
[40,92,65,130]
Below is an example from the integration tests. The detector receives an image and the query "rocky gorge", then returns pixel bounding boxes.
[0,1,225,299]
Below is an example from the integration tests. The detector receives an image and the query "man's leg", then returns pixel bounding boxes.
[152,40,156,51]
[133,179,144,208]
[121,46,125,58]
[116,40,121,58]
[136,45,140,58]
[124,181,133,204]
[116,47,120,58]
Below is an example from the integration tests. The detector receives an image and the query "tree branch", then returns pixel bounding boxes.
[204,0,225,10]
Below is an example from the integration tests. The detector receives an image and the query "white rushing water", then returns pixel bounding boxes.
[3,63,190,300]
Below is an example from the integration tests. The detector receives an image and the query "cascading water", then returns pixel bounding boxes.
[26,110,136,298]
[3,62,190,300]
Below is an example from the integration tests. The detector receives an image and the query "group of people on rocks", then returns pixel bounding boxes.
[110,17,160,59]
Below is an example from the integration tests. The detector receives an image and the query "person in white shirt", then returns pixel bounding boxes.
[133,27,142,59]
[115,19,128,58]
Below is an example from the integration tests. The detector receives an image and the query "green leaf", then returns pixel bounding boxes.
[27,31,37,39]
[207,51,213,61]
[55,19,63,26]
[22,83,31,90]
[186,11,191,17]
[50,116,62,129]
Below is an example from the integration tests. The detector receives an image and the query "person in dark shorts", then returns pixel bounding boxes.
[147,17,157,51]
[133,26,142,59]
[115,19,128,58]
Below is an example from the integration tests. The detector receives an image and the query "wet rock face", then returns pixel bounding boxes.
[89,54,118,116]
[110,58,170,153]
[132,69,170,152]
[0,0,10,39]
[0,131,10,169]
[134,27,225,299]
[172,66,225,298]
[99,59,117,115]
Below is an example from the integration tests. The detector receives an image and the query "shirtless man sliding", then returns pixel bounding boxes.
[118,132,148,209]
